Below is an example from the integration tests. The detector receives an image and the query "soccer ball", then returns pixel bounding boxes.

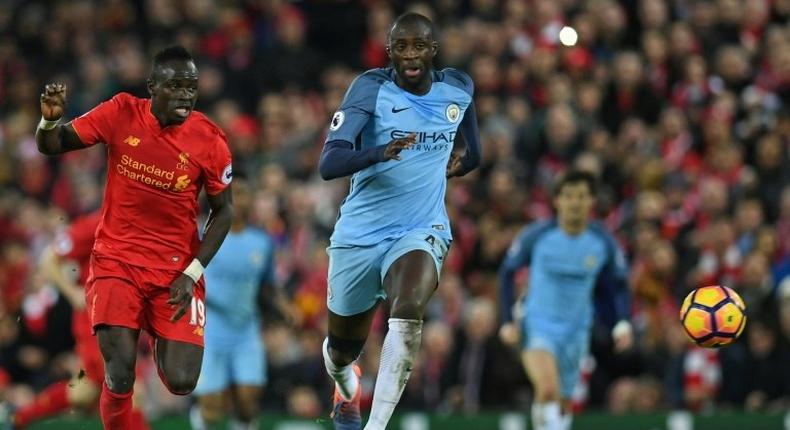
[679,285,746,348]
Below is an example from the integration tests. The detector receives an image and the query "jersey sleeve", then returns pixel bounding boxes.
[204,129,233,196]
[442,68,475,96]
[70,93,127,146]
[324,71,383,144]
[593,226,631,326]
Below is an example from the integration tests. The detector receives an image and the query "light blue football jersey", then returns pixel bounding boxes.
[502,220,629,339]
[326,67,474,246]
[203,227,275,345]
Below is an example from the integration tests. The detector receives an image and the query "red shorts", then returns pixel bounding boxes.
[72,309,104,385]
[86,255,206,347]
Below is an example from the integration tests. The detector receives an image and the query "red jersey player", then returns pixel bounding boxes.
[9,211,148,429]
[34,46,233,430]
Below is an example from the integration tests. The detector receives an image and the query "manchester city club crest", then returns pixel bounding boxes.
[445,103,460,123]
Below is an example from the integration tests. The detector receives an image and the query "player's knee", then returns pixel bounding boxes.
[534,384,561,402]
[237,399,259,422]
[328,334,366,365]
[105,370,136,394]
[200,403,224,424]
[162,369,199,395]
[389,298,426,320]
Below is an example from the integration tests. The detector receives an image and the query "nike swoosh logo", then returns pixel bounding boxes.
[391,107,411,113]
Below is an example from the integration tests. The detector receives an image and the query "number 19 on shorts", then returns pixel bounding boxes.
[189,297,206,327]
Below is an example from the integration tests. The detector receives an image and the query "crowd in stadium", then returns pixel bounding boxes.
[1,0,790,421]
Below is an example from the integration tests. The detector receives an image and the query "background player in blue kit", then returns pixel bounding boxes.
[318,12,481,430]
[499,171,634,430]
[190,174,280,430]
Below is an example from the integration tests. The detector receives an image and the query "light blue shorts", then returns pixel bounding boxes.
[327,230,451,316]
[523,327,589,398]
[193,335,267,395]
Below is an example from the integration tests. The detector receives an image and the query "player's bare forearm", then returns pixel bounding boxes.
[169,188,232,321]
[36,123,87,155]
[197,187,234,267]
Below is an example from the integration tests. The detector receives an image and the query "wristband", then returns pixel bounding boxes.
[182,258,204,283]
[612,320,632,339]
[38,116,60,130]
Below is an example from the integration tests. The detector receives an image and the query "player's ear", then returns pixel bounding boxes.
[385,44,392,58]
[431,41,438,57]
[146,78,155,97]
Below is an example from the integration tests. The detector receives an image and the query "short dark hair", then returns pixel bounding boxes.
[553,169,597,197]
[152,45,193,67]
[390,12,435,41]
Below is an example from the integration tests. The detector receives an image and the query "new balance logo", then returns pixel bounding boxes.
[391,107,411,113]
[124,135,140,147]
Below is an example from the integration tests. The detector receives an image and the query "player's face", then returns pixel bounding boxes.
[148,60,199,126]
[388,24,437,90]
[554,182,595,226]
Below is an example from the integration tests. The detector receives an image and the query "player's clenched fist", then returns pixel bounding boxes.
[383,132,416,161]
[167,274,195,322]
[40,83,67,120]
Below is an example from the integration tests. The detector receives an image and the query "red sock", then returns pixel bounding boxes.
[130,408,151,430]
[14,381,70,428]
[100,382,133,430]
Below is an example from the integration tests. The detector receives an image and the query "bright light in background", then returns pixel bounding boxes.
[558,26,578,47]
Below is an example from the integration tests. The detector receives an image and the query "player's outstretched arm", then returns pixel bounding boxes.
[36,84,87,155]
[168,187,234,321]
[318,133,416,180]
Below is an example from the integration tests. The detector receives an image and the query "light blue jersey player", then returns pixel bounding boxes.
[499,171,633,430]
[318,13,481,430]
[191,176,275,430]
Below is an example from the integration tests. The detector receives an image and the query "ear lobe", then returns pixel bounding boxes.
[146,79,155,97]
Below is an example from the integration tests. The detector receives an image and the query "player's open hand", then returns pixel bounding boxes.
[167,274,194,322]
[383,133,416,161]
[446,152,465,178]
[40,83,67,120]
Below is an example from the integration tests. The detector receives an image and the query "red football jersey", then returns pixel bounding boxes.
[53,211,102,286]
[71,93,232,269]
